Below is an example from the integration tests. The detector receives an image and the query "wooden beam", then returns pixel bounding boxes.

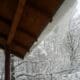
[7,0,26,45]
[14,30,35,48]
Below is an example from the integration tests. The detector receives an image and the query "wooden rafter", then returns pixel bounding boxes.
[7,0,26,45]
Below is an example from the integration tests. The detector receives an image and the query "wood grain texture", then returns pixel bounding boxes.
[29,0,64,15]
[0,0,18,20]
[0,0,64,58]
[7,0,26,45]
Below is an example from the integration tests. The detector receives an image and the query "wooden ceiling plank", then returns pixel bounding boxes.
[19,27,37,40]
[29,0,64,14]
[20,5,50,37]
[14,40,29,50]
[14,30,35,47]
[7,0,26,45]
[28,2,52,17]
[0,0,18,20]
[9,42,27,56]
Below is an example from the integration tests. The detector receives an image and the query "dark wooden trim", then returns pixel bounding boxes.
[10,50,25,59]
[14,40,32,50]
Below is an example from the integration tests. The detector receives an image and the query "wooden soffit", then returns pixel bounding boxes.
[0,0,64,58]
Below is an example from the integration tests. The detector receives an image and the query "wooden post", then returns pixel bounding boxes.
[5,0,26,79]
[5,49,10,80]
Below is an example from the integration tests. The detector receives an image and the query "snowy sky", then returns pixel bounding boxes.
[77,0,80,10]
[74,0,80,18]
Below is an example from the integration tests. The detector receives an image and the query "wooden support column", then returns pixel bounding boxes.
[5,1,26,79]
[5,49,10,80]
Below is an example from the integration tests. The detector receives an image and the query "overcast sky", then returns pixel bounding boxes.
[73,0,80,18]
